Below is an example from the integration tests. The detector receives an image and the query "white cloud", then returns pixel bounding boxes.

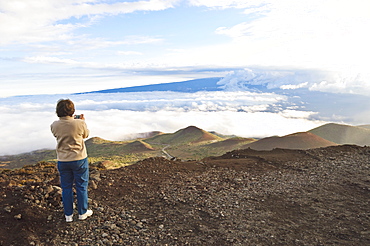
[71,90,286,112]
[279,110,315,120]
[0,110,56,155]
[188,0,264,9]
[0,0,368,155]
[83,35,163,47]
[213,0,370,71]
[0,88,323,155]
[1,0,369,71]
[87,109,323,142]
[23,56,79,65]
[0,106,324,155]
[118,51,144,56]
[280,82,308,90]
[215,22,251,38]
[0,0,177,45]
[2,69,369,156]
[170,0,370,84]
[217,68,370,96]
[217,69,311,90]
[308,71,370,95]
[1,0,369,98]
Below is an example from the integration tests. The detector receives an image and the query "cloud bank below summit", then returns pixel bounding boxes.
[217,68,370,95]
[1,67,369,156]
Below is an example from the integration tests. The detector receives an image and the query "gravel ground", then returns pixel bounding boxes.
[0,145,369,245]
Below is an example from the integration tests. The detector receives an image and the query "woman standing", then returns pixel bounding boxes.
[51,99,93,222]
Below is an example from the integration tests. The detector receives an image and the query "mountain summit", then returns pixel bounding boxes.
[309,123,370,145]
[146,126,222,145]
[2,123,370,170]
[243,132,337,151]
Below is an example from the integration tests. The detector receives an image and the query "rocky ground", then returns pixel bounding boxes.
[0,145,369,245]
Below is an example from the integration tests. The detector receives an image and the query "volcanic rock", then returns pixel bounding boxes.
[0,145,369,245]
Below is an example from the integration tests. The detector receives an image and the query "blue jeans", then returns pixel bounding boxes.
[57,158,89,216]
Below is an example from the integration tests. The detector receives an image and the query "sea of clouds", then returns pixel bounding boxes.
[1,68,369,156]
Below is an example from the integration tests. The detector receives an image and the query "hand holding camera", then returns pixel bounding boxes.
[74,114,85,120]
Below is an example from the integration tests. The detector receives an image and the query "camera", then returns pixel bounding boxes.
[74,115,82,119]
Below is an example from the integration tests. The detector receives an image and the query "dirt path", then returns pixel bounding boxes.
[161,144,174,159]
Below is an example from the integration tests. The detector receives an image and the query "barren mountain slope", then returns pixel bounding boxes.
[167,137,256,161]
[0,126,224,169]
[1,145,369,245]
[206,137,256,148]
[145,125,222,145]
[358,124,370,130]
[124,140,155,152]
[309,123,370,145]
[243,132,337,150]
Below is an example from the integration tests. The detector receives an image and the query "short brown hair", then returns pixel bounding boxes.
[56,99,75,117]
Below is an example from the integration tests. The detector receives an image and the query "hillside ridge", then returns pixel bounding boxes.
[1,123,370,169]
[243,132,337,151]
[145,125,222,145]
[309,123,370,145]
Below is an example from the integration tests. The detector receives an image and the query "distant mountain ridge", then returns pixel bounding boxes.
[309,123,370,146]
[243,132,337,151]
[74,77,370,129]
[0,126,232,169]
[78,78,222,94]
[358,125,370,130]
[145,126,222,145]
[2,123,370,169]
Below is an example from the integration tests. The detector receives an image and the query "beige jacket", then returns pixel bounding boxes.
[51,116,89,162]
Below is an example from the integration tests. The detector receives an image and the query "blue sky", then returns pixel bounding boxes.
[1,0,369,96]
[0,0,370,155]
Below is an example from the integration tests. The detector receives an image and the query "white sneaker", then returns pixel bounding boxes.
[79,209,93,220]
[65,215,73,222]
